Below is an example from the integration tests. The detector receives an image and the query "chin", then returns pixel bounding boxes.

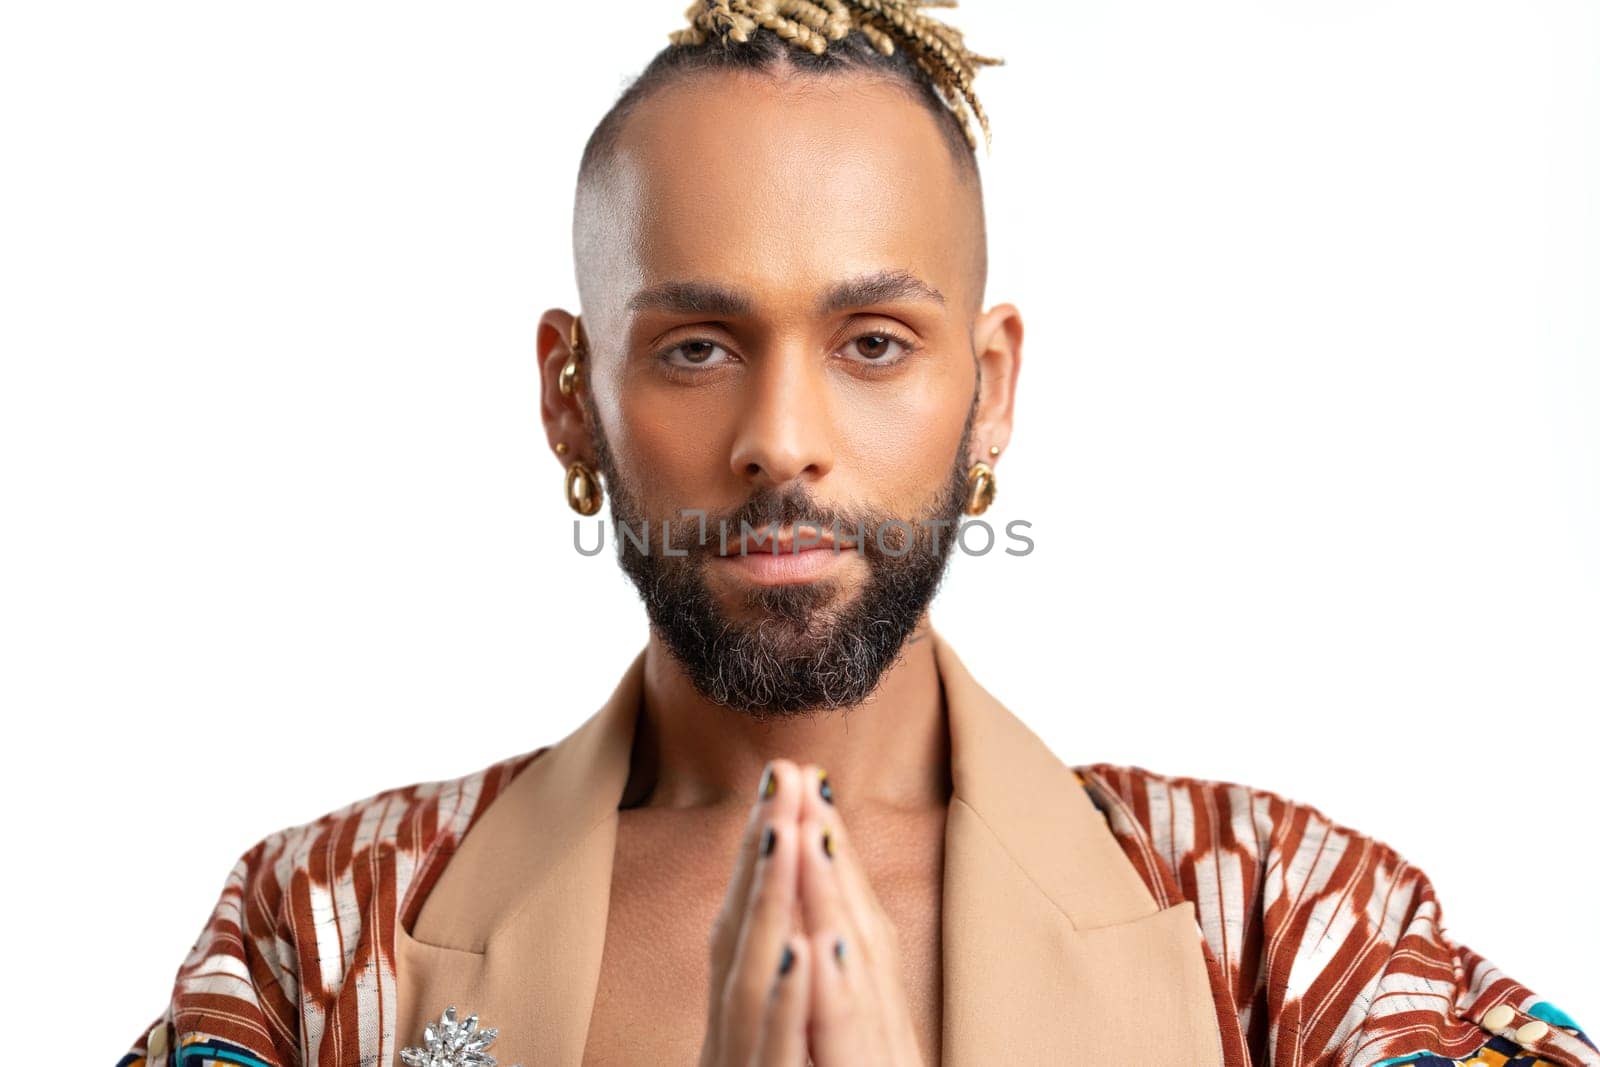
[729,575,856,630]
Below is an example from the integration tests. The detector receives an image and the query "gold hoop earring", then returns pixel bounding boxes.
[565,460,603,516]
[965,461,997,516]
[559,315,585,398]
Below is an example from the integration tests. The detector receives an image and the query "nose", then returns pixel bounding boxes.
[727,347,834,490]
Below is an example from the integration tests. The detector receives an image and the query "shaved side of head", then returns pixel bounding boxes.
[571,25,993,342]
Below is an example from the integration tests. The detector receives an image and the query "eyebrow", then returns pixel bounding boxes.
[817,269,945,316]
[626,280,751,317]
[625,269,945,319]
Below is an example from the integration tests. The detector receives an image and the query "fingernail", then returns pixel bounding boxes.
[778,943,796,976]
[820,827,834,860]
[761,825,777,857]
[758,764,777,801]
[833,936,846,966]
[817,769,833,805]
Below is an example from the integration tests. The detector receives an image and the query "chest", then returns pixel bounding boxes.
[581,806,946,1065]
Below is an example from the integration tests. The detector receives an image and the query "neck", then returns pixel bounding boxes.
[626,616,951,812]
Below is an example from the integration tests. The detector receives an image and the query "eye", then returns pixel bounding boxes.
[659,339,733,369]
[840,331,915,365]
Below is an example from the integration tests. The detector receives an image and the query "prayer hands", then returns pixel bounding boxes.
[697,760,926,1067]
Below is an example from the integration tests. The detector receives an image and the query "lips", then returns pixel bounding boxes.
[719,522,850,557]
[710,524,859,586]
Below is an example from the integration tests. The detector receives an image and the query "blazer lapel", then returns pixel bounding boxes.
[394,648,645,1067]
[396,636,1223,1066]
[934,634,1223,1065]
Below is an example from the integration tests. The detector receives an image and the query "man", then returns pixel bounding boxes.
[123,2,1594,1065]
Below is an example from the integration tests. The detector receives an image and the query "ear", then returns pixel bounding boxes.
[537,307,594,469]
[969,302,1023,466]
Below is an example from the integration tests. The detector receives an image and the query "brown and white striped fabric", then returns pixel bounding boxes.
[123,748,546,1066]
[121,754,1594,1066]
[1078,764,1596,1067]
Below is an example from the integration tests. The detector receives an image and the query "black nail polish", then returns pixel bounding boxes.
[833,936,845,966]
[759,764,777,801]
[820,828,834,860]
[779,944,796,976]
[761,825,777,857]
[818,769,833,805]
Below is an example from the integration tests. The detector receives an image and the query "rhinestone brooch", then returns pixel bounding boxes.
[400,1005,522,1067]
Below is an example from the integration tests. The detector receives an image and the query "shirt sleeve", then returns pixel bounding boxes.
[1253,791,1596,1067]
[117,836,300,1066]
[1078,765,1598,1067]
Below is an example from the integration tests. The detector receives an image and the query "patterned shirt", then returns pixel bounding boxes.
[1079,765,1596,1067]
[118,753,1595,1066]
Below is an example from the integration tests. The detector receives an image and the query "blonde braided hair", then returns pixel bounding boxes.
[666,0,1002,152]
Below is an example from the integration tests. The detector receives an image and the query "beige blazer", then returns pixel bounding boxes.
[395,633,1223,1065]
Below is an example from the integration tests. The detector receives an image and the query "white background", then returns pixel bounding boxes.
[1,0,1596,1056]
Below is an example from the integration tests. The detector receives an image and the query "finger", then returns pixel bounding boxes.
[710,758,796,985]
[806,926,877,1063]
[708,760,802,1027]
[754,936,810,1067]
[803,792,893,972]
[796,808,855,957]
[796,761,834,820]
[797,804,881,1059]
[796,766,880,970]
[797,767,918,1056]
[823,813,922,1059]
[719,786,803,1062]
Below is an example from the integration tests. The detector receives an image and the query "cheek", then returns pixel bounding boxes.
[605,382,736,507]
[833,369,972,506]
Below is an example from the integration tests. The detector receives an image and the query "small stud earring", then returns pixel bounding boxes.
[989,445,1001,458]
[555,442,569,456]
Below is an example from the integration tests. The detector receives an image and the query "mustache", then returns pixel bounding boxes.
[644,485,883,558]
[721,485,856,539]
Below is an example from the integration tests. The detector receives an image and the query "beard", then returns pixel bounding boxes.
[589,408,973,719]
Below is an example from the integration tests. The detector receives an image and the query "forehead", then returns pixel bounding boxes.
[586,68,981,324]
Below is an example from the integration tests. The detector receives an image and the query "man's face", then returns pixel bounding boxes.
[565,67,1002,715]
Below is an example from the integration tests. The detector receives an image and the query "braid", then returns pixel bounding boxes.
[666,0,1001,152]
